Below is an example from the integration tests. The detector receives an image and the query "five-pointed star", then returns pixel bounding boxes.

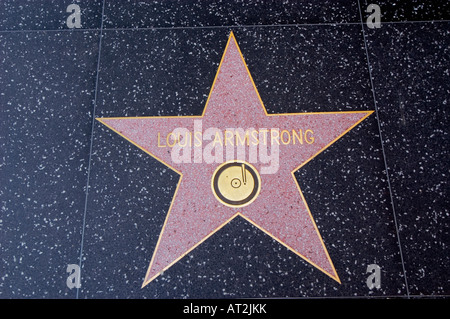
[97,32,373,288]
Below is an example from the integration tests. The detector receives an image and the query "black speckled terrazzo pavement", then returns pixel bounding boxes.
[1,0,448,300]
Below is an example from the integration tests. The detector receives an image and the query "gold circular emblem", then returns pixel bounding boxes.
[211,161,261,208]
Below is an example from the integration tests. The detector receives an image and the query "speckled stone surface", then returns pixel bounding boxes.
[103,0,360,29]
[1,0,448,299]
[1,30,99,297]
[365,22,450,295]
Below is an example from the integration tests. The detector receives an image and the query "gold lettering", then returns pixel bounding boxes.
[292,129,303,145]
[167,132,177,147]
[250,130,259,145]
[280,130,291,145]
[178,132,189,147]
[270,129,280,145]
[160,128,314,148]
[157,132,166,147]
[259,129,268,145]
[194,131,202,147]
[224,130,234,146]
[235,130,249,146]
[305,129,314,144]
[212,131,223,147]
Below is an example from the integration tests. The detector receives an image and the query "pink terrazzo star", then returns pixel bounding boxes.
[98,32,373,287]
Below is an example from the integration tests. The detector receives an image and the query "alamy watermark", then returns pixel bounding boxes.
[366,4,381,29]
[366,264,381,290]
[66,264,81,289]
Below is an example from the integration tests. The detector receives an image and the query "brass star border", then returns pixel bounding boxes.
[97,32,374,288]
